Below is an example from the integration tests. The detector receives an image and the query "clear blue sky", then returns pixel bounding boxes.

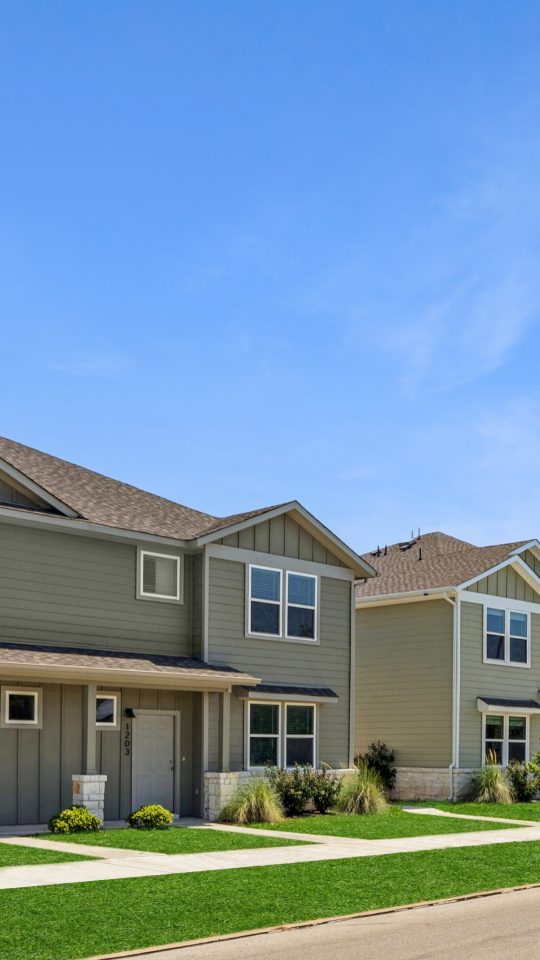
[1,1,540,552]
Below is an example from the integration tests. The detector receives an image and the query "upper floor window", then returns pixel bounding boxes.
[248,565,318,642]
[485,606,529,666]
[138,550,182,603]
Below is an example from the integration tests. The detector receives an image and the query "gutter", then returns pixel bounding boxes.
[443,591,461,800]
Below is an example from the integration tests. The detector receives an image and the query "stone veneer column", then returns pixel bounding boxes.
[72,774,107,821]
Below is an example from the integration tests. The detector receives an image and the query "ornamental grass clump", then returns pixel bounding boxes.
[48,805,102,834]
[219,778,284,824]
[474,751,514,804]
[336,762,388,814]
[127,804,173,829]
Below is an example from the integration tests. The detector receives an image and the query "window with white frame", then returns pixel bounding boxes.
[286,573,317,641]
[484,714,527,765]
[139,550,181,602]
[3,689,40,727]
[485,606,529,666]
[248,703,280,766]
[285,704,315,766]
[96,693,119,728]
[249,566,282,636]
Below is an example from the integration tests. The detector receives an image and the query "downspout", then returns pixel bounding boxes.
[443,591,459,800]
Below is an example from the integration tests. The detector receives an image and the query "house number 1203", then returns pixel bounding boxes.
[124,722,131,756]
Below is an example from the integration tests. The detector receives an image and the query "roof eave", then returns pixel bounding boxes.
[0,658,261,690]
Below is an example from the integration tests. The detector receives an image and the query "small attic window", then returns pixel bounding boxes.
[137,550,182,603]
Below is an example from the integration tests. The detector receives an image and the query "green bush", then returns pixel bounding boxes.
[355,741,396,792]
[269,765,313,816]
[474,751,513,804]
[48,805,102,834]
[506,760,540,802]
[310,767,341,814]
[127,804,173,829]
[336,762,388,814]
[219,778,283,824]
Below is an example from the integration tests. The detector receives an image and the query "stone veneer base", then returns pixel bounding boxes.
[72,774,107,821]
[392,767,476,801]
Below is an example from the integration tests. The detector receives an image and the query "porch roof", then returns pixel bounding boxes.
[0,642,260,691]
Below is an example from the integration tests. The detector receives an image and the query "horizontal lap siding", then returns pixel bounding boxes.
[0,523,191,656]
[356,600,453,767]
[219,515,344,566]
[208,557,352,769]
[459,601,540,767]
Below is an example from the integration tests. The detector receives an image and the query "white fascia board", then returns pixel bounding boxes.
[0,458,79,517]
[0,504,197,550]
[356,587,456,608]
[458,555,540,595]
[0,659,261,690]
[197,500,376,578]
[508,540,540,557]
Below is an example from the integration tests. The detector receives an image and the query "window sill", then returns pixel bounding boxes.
[246,632,319,646]
[483,658,531,669]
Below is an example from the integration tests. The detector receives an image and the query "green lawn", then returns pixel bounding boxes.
[3,841,540,960]
[251,807,518,839]
[40,826,307,854]
[0,843,93,869]
[432,802,540,821]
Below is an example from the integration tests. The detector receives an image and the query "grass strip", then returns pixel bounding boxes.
[250,807,517,839]
[0,843,94,868]
[432,802,540,821]
[39,826,306,854]
[3,840,540,960]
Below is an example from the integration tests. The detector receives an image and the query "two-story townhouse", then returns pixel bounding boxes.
[355,532,540,800]
[0,437,374,826]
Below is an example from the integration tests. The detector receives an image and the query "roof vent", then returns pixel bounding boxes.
[398,538,417,552]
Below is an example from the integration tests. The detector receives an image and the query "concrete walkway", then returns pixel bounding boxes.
[1,810,539,891]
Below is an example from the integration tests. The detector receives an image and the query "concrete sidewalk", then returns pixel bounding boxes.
[0,812,540,890]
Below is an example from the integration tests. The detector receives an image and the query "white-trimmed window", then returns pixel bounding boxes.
[96,693,120,729]
[2,688,41,728]
[248,702,280,767]
[138,550,182,603]
[484,606,529,666]
[483,714,528,765]
[249,566,282,637]
[286,573,317,641]
[285,704,315,766]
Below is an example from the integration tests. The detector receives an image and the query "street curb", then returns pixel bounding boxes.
[87,880,540,959]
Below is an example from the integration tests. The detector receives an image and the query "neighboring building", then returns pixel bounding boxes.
[0,437,374,826]
[355,532,540,800]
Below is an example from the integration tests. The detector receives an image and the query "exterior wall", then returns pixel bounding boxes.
[459,598,540,767]
[465,568,539,603]
[0,680,197,824]
[191,553,203,659]
[523,550,540,579]
[0,476,46,510]
[392,767,475,801]
[0,521,191,657]
[218,515,345,566]
[355,599,453,767]
[207,555,353,769]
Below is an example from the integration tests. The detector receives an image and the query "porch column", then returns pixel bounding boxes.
[72,682,107,820]
[218,691,231,772]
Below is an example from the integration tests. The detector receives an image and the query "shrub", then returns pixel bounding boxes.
[48,805,102,834]
[219,778,283,824]
[355,741,396,793]
[268,765,313,816]
[310,767,341,814]
[336,762,388,814]
[506,760,540,802]
[474,751,514,804]
[127,804,173,829]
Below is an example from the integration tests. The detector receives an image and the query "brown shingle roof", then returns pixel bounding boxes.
[0,436,284,541]
[355,532,529,600]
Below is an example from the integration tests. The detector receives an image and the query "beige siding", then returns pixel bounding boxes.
[522,550,540,579]
[355,600,453,766]
[218,515,344,566]
[0,522,191,656]
[207,557,352,769]
[465,567,540,602]
[191,553,203,658]
[0,476,46,509]
[459,600,540,767]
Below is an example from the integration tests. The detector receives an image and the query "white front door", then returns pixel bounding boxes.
[132,714,175,811]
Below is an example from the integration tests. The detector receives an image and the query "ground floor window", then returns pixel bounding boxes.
[248,701,316,769]
[1,687,41,728]
[483,714,527,765]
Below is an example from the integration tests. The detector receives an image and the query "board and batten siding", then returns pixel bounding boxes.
[207,556,352,769]
[217,514,345,566]
[0,682,197,825]
[355,599,453,767]
[0,522,191,656]
[459,599,540,767]
[465,567,539,603]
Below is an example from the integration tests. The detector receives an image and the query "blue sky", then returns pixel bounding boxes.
[1,1,540,553]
